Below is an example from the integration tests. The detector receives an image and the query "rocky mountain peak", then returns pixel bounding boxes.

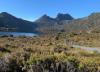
[0,12,16,19]
[56,13,74,21]
[35,14,55,23]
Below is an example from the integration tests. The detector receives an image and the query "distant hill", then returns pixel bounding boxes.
[34,13,74,34]
[61,12,100,33]
[0,12,37,33]
[0,12,100,34]
[35,12,100,34]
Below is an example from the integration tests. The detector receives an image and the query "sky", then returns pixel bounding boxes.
[0,0,100,21]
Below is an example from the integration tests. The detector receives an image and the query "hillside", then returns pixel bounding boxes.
[35,12,100,34]
[35,13,74,34]
[0,12,37,33]
[0,12,100,34]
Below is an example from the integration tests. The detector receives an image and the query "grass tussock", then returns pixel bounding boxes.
[0,32,100,72]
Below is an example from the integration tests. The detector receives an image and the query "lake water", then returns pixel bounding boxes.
[0,32,37,37]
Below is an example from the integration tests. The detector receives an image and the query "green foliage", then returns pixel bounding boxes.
[0,34,100,72]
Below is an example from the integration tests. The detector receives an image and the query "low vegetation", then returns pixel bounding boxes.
[0,32,100,72]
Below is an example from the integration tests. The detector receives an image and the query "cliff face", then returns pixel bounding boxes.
[56,13,74,21]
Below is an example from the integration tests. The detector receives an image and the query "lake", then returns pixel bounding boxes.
[0,32,37,37]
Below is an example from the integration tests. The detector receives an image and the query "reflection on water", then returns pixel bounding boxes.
[0,32,37,37]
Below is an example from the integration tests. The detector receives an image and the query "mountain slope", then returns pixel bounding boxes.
[34,13,74,34]
[0,12,100,34]
[35,12,100,34]
[0,12,37,33]
[62,12,100,33]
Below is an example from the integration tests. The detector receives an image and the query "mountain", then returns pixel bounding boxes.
[0,12,100,34]
[35,14,56,24]
[0,12,37,33]
[34,14,57,34]
[34,13,74,34]
[56,13,74,21]
[35,13,73,23]
[35,12,100,34]
[60,12,100,33]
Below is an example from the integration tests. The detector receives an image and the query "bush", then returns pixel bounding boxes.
[53,45,67,53]
[0,54,22,72]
